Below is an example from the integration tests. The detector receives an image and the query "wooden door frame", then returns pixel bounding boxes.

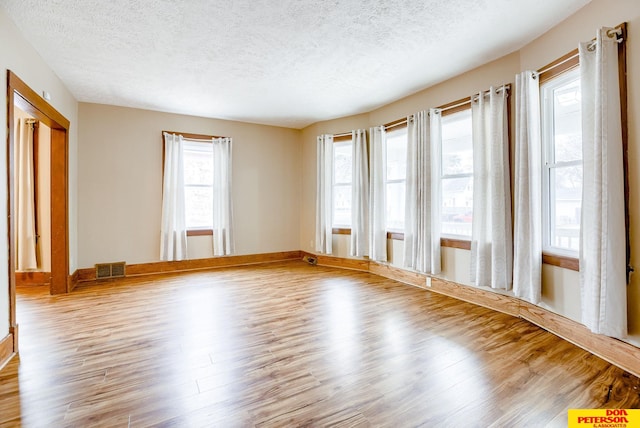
[7,71,70,351]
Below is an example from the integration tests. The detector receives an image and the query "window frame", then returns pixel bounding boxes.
[161,130,224,237]
[439,106,474,241]
[331,137,353,230]
[537,51,582,269]
[384,125,408,233]
[540,67,582,258]
[182,139,215,233]
[435,97,474,250]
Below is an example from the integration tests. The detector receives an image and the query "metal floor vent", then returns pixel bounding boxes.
[95,262,126,279]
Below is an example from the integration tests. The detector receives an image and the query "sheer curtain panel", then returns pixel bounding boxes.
[369,126,387,262]
[316,134,334,254]
[470,87,513,289]
[579,27,627,339]
[403,111,440,274]
[16,118,38,270]
[513,71,542,303]
[212,137,235,256]
[350,129,369,257]
[160,132,188,261]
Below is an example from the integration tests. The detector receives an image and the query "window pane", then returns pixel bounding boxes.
[333,184,351,227]
[441,109,473,175]
[185,185,213,229]
[386,182,405,230]
[553,78,582,163]
[183,142,213,185]
[333,142,352,184]
[542,67,582,255]
[550,165,582,252]
[183,141,214,229]
[441,176,473,237]
[387,129,407,181]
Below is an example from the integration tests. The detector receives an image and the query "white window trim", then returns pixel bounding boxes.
[332,140,353,228]
[385,127,408,233]
[541,67,582,257]
[183,139,214,231]
[439,109,473,240]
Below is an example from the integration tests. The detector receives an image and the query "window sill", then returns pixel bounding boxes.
[542,252,579,271]
[440,237,471,250]
[187,229,213,237]
[332,228,351,235]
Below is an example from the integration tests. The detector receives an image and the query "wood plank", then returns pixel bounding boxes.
[315,254,369,271]
[1,261,637,426]
[369,262,424,287]
[430,277,521,317]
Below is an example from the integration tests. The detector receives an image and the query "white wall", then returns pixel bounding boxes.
[77,103,301,267]
[0,6,79,337]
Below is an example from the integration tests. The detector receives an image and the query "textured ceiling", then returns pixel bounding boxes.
[1,0,591,129]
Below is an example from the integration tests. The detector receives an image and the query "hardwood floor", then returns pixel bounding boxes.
[1,261,638,427]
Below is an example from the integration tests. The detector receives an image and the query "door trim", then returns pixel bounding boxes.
[7,70,70,354]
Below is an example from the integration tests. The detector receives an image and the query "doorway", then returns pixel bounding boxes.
[7,71,70,353]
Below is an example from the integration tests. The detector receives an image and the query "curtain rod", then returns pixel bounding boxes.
[331,83,510,137]
[333,132,351,138]
[385,119,408,130]
[437,98,471,113]
[163,131,226,142]
[534,26,624,77]
[472,84,510,101]
[183,137,216,142]
[535,52,579,77]
[433,84,510,114]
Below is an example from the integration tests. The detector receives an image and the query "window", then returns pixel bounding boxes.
[332,140,352,228]
[386,127,408,231]
[541,67,582,255]
[183,140,213,230]
[440,109,473,238]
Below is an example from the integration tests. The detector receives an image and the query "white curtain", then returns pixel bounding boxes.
[470,87,513,289]
[430,110,442,274]
[403,111,440,274]
[16,118,38,271]
[160,132,188,261]
[350,129,369,257]
[369,126,387,262]
[513,71,542,303]
[579,27,627,339]
[212,137,234,256]
[316,134,333,254]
